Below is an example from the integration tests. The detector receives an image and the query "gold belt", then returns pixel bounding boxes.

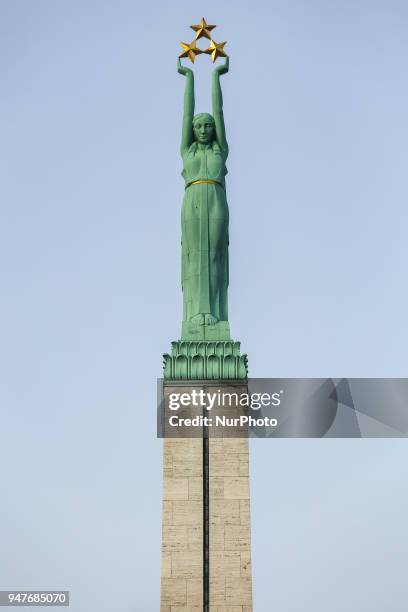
[185,179,224,190]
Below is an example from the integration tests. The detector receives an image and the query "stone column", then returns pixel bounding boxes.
[160,383,253,611]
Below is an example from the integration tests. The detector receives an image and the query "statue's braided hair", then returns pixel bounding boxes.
[192,112,214,126]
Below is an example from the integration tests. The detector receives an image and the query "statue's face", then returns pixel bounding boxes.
[193,118,214,144]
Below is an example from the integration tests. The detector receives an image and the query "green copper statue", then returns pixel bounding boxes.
[163,35,247,380]
[178,57,230,341]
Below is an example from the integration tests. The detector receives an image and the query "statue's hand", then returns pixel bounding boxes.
[213,57,229,76]
[178,59,193,77]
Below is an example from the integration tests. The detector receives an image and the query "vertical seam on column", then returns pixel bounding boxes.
[203,435,209,611]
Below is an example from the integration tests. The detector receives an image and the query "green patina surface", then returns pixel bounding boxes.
[163,341,248,381]
[164,58,248,380]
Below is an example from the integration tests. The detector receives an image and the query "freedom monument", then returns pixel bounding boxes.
[160,19,252,611]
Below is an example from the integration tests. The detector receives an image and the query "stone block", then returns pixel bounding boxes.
[171,607,201,612]
[172,551,202,578]
[188,477,202,500]
[161,578,187,606]
[209,476,224,499]
[225,577,252,605]
[210,452,240,476]
[172,501,202,526]
[210,551,241,577]
[210,499,240,525]
[211,439,248,454]
[163,501,172,525]
[225,525,251,551]
[161,552,171,578]
[162,525,188,552]
[239,500,250,525]
[224,477,249,500]
[172,441,203,478]
[239,454,249,477]
[240,551,252,577]
[187,526,202,551]
[186,578,203,606]
[209,522,225,551]
[163,478,189,501]
[209,578,226,605]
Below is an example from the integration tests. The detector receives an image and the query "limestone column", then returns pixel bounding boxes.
[159,382,253,611]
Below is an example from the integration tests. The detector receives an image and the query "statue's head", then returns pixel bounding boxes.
[193,113,215,144]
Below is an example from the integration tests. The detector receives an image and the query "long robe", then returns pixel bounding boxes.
[181,141,229,323]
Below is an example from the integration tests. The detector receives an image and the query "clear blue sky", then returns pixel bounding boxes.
[1,1,408,610]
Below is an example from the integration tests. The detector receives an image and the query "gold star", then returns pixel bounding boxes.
[204,39,228,62]
[190,17,216,40]
[179,39,202,63]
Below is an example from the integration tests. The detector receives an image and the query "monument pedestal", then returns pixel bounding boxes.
[160,381,253,611]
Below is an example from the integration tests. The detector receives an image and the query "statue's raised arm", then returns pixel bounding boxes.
[212,57,229,155]
[178,59,195,155]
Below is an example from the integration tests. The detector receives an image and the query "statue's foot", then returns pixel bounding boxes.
[191,314,204,325]
[205,314,218,325]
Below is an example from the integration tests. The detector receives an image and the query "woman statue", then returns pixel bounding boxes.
[178,57,230,334]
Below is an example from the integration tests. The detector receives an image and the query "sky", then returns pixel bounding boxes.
[1,0,408,610]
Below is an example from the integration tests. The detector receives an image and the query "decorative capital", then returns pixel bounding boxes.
[163,341,248,380]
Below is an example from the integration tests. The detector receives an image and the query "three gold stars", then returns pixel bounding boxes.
[179,17,227,64]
